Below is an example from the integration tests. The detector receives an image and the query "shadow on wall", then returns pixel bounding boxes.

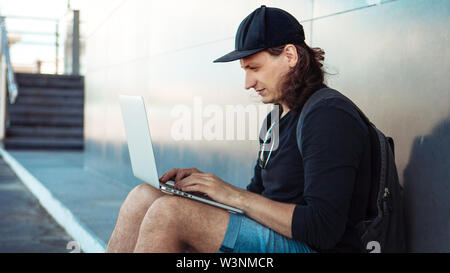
[403,116,450,253]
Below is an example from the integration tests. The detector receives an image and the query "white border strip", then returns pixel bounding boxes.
[0,148,106,253]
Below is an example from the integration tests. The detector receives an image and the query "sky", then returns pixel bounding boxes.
[0,0,86,73]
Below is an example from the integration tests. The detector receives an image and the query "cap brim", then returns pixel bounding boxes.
[213,48,265,63]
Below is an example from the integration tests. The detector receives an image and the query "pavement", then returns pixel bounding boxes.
[0,154,75,253]
[0,149,131,252]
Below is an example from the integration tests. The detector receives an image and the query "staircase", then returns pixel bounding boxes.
[4,73,84,150]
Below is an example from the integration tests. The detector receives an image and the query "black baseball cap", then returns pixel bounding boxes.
[213,5,305,63]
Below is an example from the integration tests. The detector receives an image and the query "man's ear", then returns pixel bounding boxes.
[284,44,298,68]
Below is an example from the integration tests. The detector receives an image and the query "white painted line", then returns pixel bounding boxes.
[0,148,106,253]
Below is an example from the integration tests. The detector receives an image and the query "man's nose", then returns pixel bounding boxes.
[245,73,256,90]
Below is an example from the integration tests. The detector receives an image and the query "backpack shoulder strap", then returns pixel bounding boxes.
[296,87,376,156]
[296,87,333,156]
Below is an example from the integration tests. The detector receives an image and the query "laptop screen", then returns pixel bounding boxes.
[119,95,160,188]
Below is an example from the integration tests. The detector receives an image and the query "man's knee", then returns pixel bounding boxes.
[143,195,226,230]
[120,183,162,215]
[145,195,183,219]
[142,195,229,252]
[130,183,157,198]
[139,195,185,233]
[144,195,205,227]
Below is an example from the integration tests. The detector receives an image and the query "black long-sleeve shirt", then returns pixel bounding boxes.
[247,88,372,252]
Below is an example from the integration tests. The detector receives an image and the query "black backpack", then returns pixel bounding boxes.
[296,87,407,253]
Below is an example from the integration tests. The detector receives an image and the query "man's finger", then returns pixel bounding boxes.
[176,174,210,190]
[159,168,178,182]
[174,174,191,189]
[174,168,202,183]
[175,174,203,189]
[174,169,190,182]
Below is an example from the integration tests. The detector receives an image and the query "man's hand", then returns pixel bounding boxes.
[174,173,245,207]
[160,168,295,239]
[159,168,203,184]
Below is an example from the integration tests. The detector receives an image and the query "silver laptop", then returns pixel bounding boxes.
[118,95,243,214]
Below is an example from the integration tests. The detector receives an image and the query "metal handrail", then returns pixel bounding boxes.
[0,16,18,104]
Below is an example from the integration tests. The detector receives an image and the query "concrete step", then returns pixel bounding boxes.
[13,96,84,107]
[8,104,84,116]
[15,73,84,89]
[4,137,84,150]
[6,126,83,138]
[18,87,83,98]
[5,73,85,151]
[9,115,83,127]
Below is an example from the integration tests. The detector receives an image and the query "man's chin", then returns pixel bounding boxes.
[261,97,274,104]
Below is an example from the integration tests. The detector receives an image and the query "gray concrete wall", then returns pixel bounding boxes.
[83,0,449,252]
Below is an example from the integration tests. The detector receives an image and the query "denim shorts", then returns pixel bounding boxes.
[218,212,316,253]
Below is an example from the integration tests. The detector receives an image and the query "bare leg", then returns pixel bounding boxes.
[106,184,164,253]
[134,195,230,253]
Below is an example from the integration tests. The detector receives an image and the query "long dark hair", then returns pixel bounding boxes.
[267,42,327,113]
